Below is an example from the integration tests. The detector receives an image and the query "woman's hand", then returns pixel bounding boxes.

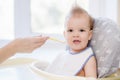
[0,36,49,63]
[11,36,49,53]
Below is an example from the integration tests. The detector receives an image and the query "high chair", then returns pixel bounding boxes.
[0,18,120,80]
[30,18,120,80]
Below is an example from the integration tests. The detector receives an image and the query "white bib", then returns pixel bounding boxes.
[45,47,94,76]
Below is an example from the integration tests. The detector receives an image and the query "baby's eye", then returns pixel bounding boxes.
[80,29,85,32]
[67,29,73,32]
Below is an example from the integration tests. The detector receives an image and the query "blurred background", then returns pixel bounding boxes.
[0,0,120,61]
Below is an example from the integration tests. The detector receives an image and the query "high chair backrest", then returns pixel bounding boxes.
[90,18,120,78]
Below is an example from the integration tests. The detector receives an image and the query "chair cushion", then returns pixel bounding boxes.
[90,18,120,78]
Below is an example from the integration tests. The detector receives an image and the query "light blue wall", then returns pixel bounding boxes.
[89,0,118,23]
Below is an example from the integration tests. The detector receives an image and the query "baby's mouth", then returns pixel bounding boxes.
[73,40,81,44]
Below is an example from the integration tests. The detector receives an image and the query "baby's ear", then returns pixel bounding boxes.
[88,30,93,40]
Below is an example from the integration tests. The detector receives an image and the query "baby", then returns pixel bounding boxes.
[46,6,97,78]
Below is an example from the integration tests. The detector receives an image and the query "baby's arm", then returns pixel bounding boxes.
[84,56,97,78]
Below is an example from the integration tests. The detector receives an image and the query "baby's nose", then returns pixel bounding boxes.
[73,34,79,38]
[73,35,79,38]
[73,32,80,38]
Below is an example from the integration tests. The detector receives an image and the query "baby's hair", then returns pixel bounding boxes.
[65,6,94,30]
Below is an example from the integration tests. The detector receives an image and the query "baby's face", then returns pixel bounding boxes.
[64,14,92,52]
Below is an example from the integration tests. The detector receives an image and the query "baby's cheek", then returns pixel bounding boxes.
[67,40,72,45]
[82,35,90,41]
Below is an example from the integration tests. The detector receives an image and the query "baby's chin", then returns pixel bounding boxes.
[71,48,85,53]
